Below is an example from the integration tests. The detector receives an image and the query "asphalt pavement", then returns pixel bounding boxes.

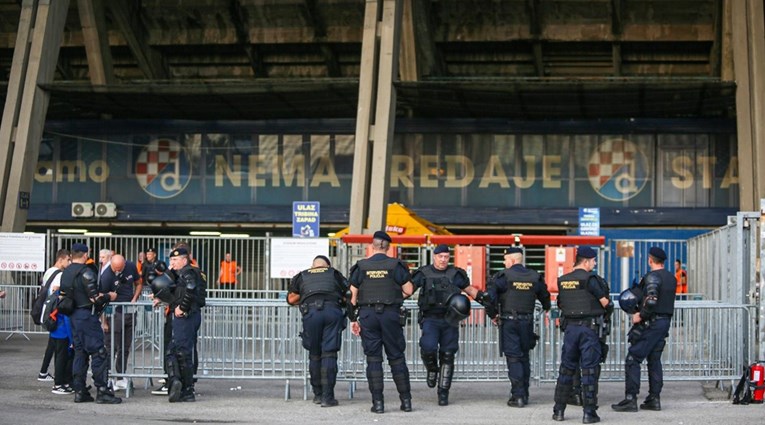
[1,333,763,424]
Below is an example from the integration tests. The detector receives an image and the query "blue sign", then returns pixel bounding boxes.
[579,207,600,236]
[293,202,320,237]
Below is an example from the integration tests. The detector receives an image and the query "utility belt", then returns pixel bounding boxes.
[565,316,602,331]
[654,314,672,319]
[359,303,401,312]
[299,298,341,315]
[500,313,533,321]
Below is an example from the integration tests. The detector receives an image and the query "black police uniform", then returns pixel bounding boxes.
[570,273,612,406]
[553,268,608,421]
[486,263,551,406]
[412,264,470,404]
[100,261,140,375]
[617,268,676,409]
[349,253,413,412]
[165,261,206,402]
[288,266,348,406]
[60,261,121,404]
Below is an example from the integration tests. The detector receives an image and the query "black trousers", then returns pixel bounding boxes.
[53,337,73,386]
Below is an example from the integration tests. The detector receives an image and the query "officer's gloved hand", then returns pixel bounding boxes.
[605,300,614,315]
[475,291,490,305]
[347,304,359,322]
[94,294,110,310]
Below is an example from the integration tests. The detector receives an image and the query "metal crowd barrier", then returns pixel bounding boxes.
[96,298,754,399]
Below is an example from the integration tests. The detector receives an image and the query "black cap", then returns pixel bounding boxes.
[169,247,189,258]
[146,247,156,254]
[71,243,89,253]
[372,230,392,243]
[504,247,523,255]
[313,255,331,267]
[433,244,449,255]
[649,246,667,261]
[577,246,597,259]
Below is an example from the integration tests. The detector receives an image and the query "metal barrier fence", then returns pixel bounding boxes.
[92,298,753,399]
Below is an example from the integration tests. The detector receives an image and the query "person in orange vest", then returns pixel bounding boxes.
[217,253,241,288]
[674,260,687,297]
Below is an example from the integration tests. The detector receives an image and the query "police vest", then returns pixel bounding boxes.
[557,269,604,318]
[61,263,92,309]
[172,265,206,311]
[416,266,461,314]
[498,267,540,315]
[651,269,676,315]
[356,257,404,306]
[299,267,342,304]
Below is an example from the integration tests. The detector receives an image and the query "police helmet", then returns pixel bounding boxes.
[444,293,471,325]
[618,287,643,314]
[150,273,177,304]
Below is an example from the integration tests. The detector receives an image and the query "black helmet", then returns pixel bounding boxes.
[444,293,471,325]
[619,286,643,314]
[150,273,177,304]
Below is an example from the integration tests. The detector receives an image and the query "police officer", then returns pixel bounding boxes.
[59,243,122,404]
[552,247,612,424]
[141,247,163,287]
[569,271,612,407]
[165,247,206,402]
[349,231,415,414]
[612,246,676,412]
[485,247,551,408]
[412,244,485,406]
[287,255,348,407]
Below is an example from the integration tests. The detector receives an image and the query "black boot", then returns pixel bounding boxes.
[310,355,322,404]
[437,352,454,407]
[640,394,661,411]
[312,389,322,404]
[421,352,439,389]
[180,387,196,402]
[552,404,565,421]
[400,396,412,412]
[583,410,601,424]
[74,390,94,403]
[611,394,638,412]
[507,395,526,408]
[437,388,449,406]
[96,386,122,404]
[320,353,339,407]
[371,398,384,413]
[168,378,182,403]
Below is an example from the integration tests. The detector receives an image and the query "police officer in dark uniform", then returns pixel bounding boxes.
[287,255,349,407]
[552,246,612,424]
[412,244,486,406]
[569,271,612,407]
[349,231,415,414]
[612,246,676,412]
[485,246,551,408]
[141,247,163,287]
[165,247,206,402]
[59,243,122,404]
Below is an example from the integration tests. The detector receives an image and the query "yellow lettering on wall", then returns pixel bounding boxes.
[280,155,306,187]
[543,155,561,188]
[248,155,267,187]
[310,155,340,187]
[391,155,414,188]
[479,155,510,188]
[698,156,716,189]
[721,157,739,189]
[513,155,535,189]
[57,160,86,183]
[671,156,693,189]
[35,161,53,183]
[88,160,109,183]
[420,155,439,188]
[215,155,241,187]
[445,155,474,188]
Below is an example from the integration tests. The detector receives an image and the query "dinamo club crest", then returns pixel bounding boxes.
[587,138,649,202]
[134,139,191,199]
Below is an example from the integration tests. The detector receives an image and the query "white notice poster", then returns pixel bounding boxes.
[0,233,46,271]
[270,237,329,279]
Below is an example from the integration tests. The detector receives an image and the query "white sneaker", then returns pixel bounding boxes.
[52,385,74,395]
[113,379,128,391]
[151,384,168,395]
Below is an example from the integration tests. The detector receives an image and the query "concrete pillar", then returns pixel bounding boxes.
[0,0,70,232]
[349,0,403,234]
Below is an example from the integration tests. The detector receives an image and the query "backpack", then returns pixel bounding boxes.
[40,292,61,332]
[30,270,62,326]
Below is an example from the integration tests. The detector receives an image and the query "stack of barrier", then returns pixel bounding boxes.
[100,297,754,399]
